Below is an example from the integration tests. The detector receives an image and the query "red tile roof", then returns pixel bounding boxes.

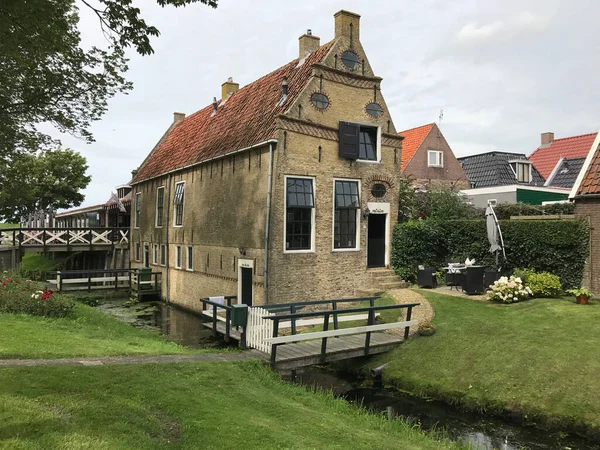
[529,132,597,179]
[132,42,335,183]
[576,140,600,196]
[397,123,434,170]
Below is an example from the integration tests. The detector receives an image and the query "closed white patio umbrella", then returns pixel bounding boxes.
[486,202,506,263]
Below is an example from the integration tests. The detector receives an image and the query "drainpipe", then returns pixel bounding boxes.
[263,142,275,305]
[165,173,172,303]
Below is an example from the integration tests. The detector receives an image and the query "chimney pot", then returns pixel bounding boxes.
[298,30,320,58]
[541,132,554,147]
[221,78,239,100]
[334,10,361,40]
[212,97,218,112]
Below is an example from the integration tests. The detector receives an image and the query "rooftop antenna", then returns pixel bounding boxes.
[438,108,444,137]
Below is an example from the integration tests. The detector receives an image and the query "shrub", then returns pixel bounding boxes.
[392,219,588,288]
[493,202,575,220]
[514,269,563,298]
[488,276,532,303]
[0,273,74,318]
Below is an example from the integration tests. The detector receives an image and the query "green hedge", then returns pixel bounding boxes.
[493,202,575,220]
[391,219,589,289]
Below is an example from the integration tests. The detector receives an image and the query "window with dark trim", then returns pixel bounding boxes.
[160,244,166,266]
[156,186,164,227]
[135,243,140,261]
[339,122,378,161]
[187,246,193,271]
[153,244,158,265]
[334,180,360,249]
[175,245,182,269]
[286,177,314,251]
[135,192,141,228]
[173,182,185,226]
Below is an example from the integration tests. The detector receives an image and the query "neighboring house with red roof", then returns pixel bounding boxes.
[398,123,468,189]
[529,131,597,181]
[129,11,405,308]
[571,131,600,293]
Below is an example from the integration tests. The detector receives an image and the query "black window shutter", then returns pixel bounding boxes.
[339,121,360,159]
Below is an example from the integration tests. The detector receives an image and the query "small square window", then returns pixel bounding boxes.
[175,245,182,269]
[428,150,443,168]
[186,246,193,271]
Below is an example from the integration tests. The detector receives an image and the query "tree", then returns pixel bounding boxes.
[0,0,217,157]
[0,149,91,222]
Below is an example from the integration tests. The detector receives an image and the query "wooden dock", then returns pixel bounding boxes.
[200,296,418,372]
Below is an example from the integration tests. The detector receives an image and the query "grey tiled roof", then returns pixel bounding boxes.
[458,152,545,188]
[547,157,585,188]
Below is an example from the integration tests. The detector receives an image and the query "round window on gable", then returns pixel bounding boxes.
[341,50,360,70]
[371,183,387,198]
[310,92,330,110]
[366,102,384,118]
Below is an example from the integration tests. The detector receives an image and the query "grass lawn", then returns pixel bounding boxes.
[0,223,18,229]
[374,290,600,429]
[0,360,462,450]
[0,303,209,359]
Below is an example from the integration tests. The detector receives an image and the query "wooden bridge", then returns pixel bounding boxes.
[0,227,129,252]
[200,296,418,372]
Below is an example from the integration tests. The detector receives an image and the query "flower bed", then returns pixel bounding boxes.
[488,276,532,303]
[0,273,74,317]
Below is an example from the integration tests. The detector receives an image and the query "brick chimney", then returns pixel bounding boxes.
[221,77,239,100]
[298,29,320,58]
[541,132,554,147]
[173,112,186,123]
[334,10,360,40]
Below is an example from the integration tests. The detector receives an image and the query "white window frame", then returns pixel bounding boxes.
[509,160,532,183]
[186,245,193,271]
[160,244,166,266]
[134,192,141,228]
[152,244,158,265]
[283,175,316,254]
[332,178,361,252]
[155,186,164,228]
[356,124,382,164]
[427,150,444,168]
[173,181,185,227]
[175,245,182,269]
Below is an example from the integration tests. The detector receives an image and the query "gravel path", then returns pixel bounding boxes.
[0,350,267,368]
[386,288,434,336]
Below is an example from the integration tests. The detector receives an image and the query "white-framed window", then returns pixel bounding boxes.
[186,245,193,271]
[516,162,531,183]
[175,245,182,269]
[156,186,164,227]
[152,244,159,265]
[428,150,444,168]
[338,122,381,163]
[135,242,140,261]
[173,182,185,227]
[284,175,315,253]
[134,192,141,228]
[160,244,166,266]
[333,178,361,251]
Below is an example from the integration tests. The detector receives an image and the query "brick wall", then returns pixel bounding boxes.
[574,198,599,292]
[403,123,468,189]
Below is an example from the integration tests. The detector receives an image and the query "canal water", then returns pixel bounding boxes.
[95,298,598,450]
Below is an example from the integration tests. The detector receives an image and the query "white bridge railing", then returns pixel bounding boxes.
[247,306,274,354]
[0,227,129,248]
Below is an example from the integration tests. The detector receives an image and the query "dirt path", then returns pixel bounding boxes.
[386,288,434,336]
[0,350,266,368]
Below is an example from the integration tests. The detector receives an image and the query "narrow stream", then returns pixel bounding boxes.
[93,298,598,450]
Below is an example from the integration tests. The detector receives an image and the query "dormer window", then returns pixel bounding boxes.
[509,160,532,183]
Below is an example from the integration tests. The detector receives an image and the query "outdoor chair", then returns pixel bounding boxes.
[417,267,437,289]
[464,266,485,295]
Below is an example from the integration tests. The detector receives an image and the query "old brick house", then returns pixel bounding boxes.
[571,131,600,293]
[130,11,405,310]
[398,123,468,189]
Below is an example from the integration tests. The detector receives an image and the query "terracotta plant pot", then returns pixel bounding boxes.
[576,295,590,305]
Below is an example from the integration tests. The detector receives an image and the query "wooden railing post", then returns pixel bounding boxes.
[270,318,280,368]
[212,306,218,338]
[290,305,297,336]
[88,271,92,291]
[320,312,330,361]
[114,270,118,291]
[404,306,413,340]
[225,308,231,343]
[57,271,62,292]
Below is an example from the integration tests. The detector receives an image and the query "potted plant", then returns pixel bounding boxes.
[418,323,436,336]
[567,287,595,305]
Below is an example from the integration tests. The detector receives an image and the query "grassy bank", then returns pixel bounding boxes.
[374,291,600,431]
[0,360,462,450]
[0,303,207,359]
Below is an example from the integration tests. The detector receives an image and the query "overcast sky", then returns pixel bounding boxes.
[51,0,600,207]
